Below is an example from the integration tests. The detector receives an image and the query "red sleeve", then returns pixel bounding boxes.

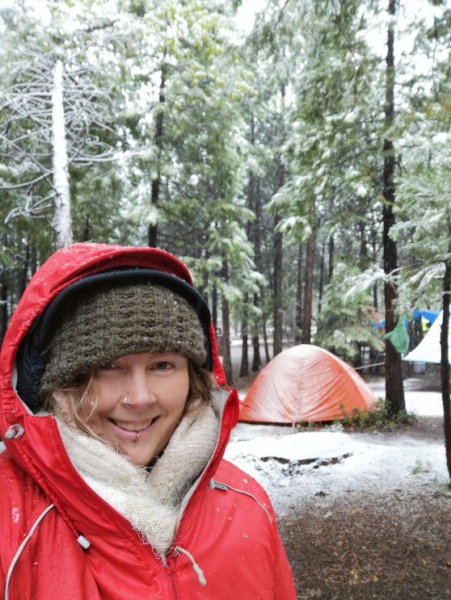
[271,520,297,599]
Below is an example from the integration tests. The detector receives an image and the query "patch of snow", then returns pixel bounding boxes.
[225,431,355,462]
[226,385,448,517]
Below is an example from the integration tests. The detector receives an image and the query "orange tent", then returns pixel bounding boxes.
[240,344,378,424]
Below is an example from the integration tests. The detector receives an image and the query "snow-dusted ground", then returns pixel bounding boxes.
[225,378,448,516]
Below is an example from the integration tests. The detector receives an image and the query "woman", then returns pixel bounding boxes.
[0,242,296,600]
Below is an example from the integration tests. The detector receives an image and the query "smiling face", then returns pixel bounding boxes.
[87,352,190,466]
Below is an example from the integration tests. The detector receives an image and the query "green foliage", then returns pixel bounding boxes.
[0,0,260,340]
[315,263,384,361]
[336,398,417,431]
[2,0,451,366]
[273,0,382,245]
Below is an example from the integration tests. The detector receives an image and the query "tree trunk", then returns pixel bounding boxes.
[240,295,249,377]
[251,170,263,372]
[318,242,325,314]
[372,237,378,311]
[240,163,255,378]
[52,60,73,249]
[148,62,166,248]
[441,258,451,480]
[273,217,283,356]
[211,284,218,331]
[221,259,233,385]
[383,0,405,415]
[263,319,271,364]
[328,234,334,282]
[359,220,368,263]
[273,157,284,356]
[252,313,262,372]
[295,244,303,344]
[302,229,316,344]
[273,81,285,358]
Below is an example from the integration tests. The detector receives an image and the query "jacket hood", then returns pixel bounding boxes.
[0,243,235,466]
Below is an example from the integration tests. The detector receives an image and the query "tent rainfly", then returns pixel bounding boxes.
[240,344,378,425]
[403,310,448,364]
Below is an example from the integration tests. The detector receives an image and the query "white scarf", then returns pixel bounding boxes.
[56,404,219,555]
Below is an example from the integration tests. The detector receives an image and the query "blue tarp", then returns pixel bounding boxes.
[412,309,439,324]
[375,309,439,330]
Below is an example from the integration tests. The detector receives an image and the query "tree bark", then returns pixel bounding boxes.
[302,228,316,344]
[221,258,233,385]
[328,234,334,282]
[263,318,271,364]
[251,172,263,371]
[252,311,262,372]
[240,161,255,378]
[273,82,285,358]
[295,244,303,344]
[383,0,405,415]
[318,242,325,314]
[211,284,218,332]
[372,237,378,311]
[273,157,284,356]
[273,215,283,356]
[441,258,451,480]
[148,62,166,248]
[240,296,249,377]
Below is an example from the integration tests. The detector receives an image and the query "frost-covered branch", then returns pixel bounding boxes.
[0,42,122,221]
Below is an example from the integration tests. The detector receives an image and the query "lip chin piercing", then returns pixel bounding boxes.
[122,396,140,442]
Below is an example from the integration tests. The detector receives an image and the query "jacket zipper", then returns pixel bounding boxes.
[163,554,181,600]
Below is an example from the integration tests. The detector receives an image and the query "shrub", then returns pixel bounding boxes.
[333,398,417,431]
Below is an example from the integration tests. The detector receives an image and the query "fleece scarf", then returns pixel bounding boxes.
[55,404,219,555]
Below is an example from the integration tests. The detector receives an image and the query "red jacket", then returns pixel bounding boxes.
[0,243,296,600]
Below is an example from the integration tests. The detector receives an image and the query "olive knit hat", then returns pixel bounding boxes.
[40,283,207,396]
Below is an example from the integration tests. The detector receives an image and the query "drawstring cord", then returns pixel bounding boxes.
[168,479,274,589]
[173,546,206,586]
[5,504,55,600]
[4,503,90,600]
[209,479,273,524]
[169,478,274,589]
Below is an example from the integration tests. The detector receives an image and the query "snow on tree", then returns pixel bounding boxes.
[52,60,73,248]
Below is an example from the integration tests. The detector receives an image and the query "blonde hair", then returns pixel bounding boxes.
[44,360,213,440]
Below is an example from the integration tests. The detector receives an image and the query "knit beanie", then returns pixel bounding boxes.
[40,283,207,396]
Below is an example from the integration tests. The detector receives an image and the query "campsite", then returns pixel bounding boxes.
[1,1,450,597]
[231,371,451,599]
[226,328,451,600]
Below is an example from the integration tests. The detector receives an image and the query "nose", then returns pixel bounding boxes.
[126,368,156,408]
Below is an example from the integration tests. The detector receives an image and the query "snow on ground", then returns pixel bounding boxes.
[225,380,448,515]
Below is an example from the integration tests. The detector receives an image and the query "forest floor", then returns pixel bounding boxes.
[231,369,451,600]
